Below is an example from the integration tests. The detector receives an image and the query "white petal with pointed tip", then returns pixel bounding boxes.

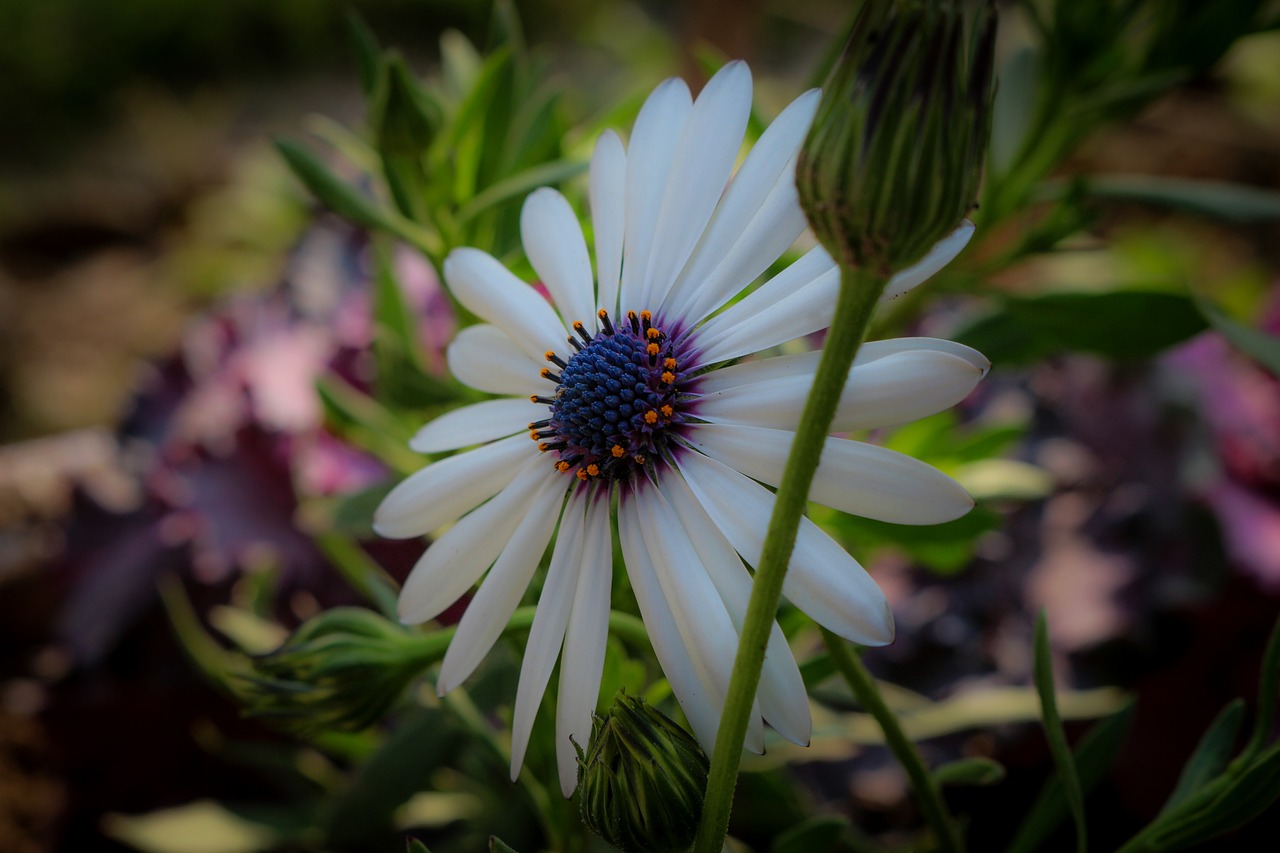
[618,497,722,751]
[664,89,822,323]
[676,452,894,645]
[509,492,588,778]
[374,434,534,539]
[686,422,974,524]
[522,188,596,331]
[661,474,811,745]
[447,324,545,396]
[695,350,988,432]
[396,457,552,624]
[880,220,975,303]
[590,130,627,317]
[642,61,752,310]
[444,248,569,362]
[619,78,692,311]
[410,398,548,453]
[555,496,613,796]
[435,477,565,694]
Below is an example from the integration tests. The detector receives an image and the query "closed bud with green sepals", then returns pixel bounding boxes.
[797,0,996,277]
[576,693,709,853]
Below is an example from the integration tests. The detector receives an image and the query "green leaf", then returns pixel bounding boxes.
[346,10,381,96]
[1149,744,1280,850]
[1006,701,1134,853]
[374,55,441,222]
[488,836,521,853]
[456,158,587,224]
[1160,699,1245,814]
[934,757,1007,787]
[1246,616,1280,759]
[1031,610,1086,853]
[277,138,399,231]
[406,839,432,853]
[1079,175,1280,222]
[1196,298,1280,379]
[769,815,851,853]
[956,290,1208,364]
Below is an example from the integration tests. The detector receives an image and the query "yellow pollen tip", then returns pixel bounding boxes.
[586,464,600,477]
[661,371,675,384]
[646,328,661,340]
[529,395,540,403]
[556,461,571,472]
[576,469,589,481]
[597,309,608,319]
[573,320,585,330]
[611,445,625,458]
[661,405,674,417]
[646,343,660,356]
[664,358,677,369]
[544,351,556,360]
[644,410,659,424]
[633,454,646,464]
[640,310,652,321]
[540,368,552,378]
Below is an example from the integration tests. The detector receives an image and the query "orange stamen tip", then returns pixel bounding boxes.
[573,320,585,330]
[646,328,661,340]
[660,405,674,417]
[611,445,625,458]
[644,411,659,424]
[586,464,600,477]
[597,309,608,319]
[664,358,677,369]
[540,368,552,378]
[633,454,646,464]
[646,343,660,356]
[576,469,589,481]
[661,371,675,384]
[640,310,652,321]
[556,461,571,472]
[544,351,556,360]
[529,395,540,403]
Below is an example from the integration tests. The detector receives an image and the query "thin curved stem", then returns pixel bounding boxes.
[822,627,963,853]
[693,266,886,853]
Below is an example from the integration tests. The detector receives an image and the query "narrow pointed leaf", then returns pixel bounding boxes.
[1160,699,1244,814]
[1031,611,1085,853]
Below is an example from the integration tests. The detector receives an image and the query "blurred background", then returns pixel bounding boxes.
[1,0,1279,851]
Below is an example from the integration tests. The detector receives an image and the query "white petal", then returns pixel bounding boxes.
[522,188,597,330]
[590,130,627,317]
[617,497,721,752]
[695,350,988,432]
[638,486,764,753]
[444,248,568,362]
[880,220,975,302]
[643,61,753,311]
[694,337,988,395]
[435,477,565,693]
[663,89,821,323]
[660,474,811,745]
[676,451,894,645]
[555,495,613,796]
[397,457,553,623]
[447,324,544,396]
[686,423,974,524]
[410,398,547,453]
[510,490,589,779]
[690,245,837,364]
[374,434,535,539]
[618,78,693,312]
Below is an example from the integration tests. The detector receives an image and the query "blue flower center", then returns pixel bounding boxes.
[529,310,686,482]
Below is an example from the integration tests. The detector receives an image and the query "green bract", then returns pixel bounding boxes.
[796,0,996,275]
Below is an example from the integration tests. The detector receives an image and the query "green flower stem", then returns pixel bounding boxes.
[821,626,963,853]
[693,266,887,853]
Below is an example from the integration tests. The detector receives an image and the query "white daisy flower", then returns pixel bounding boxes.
[374,61,987,797]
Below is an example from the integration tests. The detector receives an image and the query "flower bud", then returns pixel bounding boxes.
[238,608,441,734]
[797,0,996,276]
[576,693,709,853]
